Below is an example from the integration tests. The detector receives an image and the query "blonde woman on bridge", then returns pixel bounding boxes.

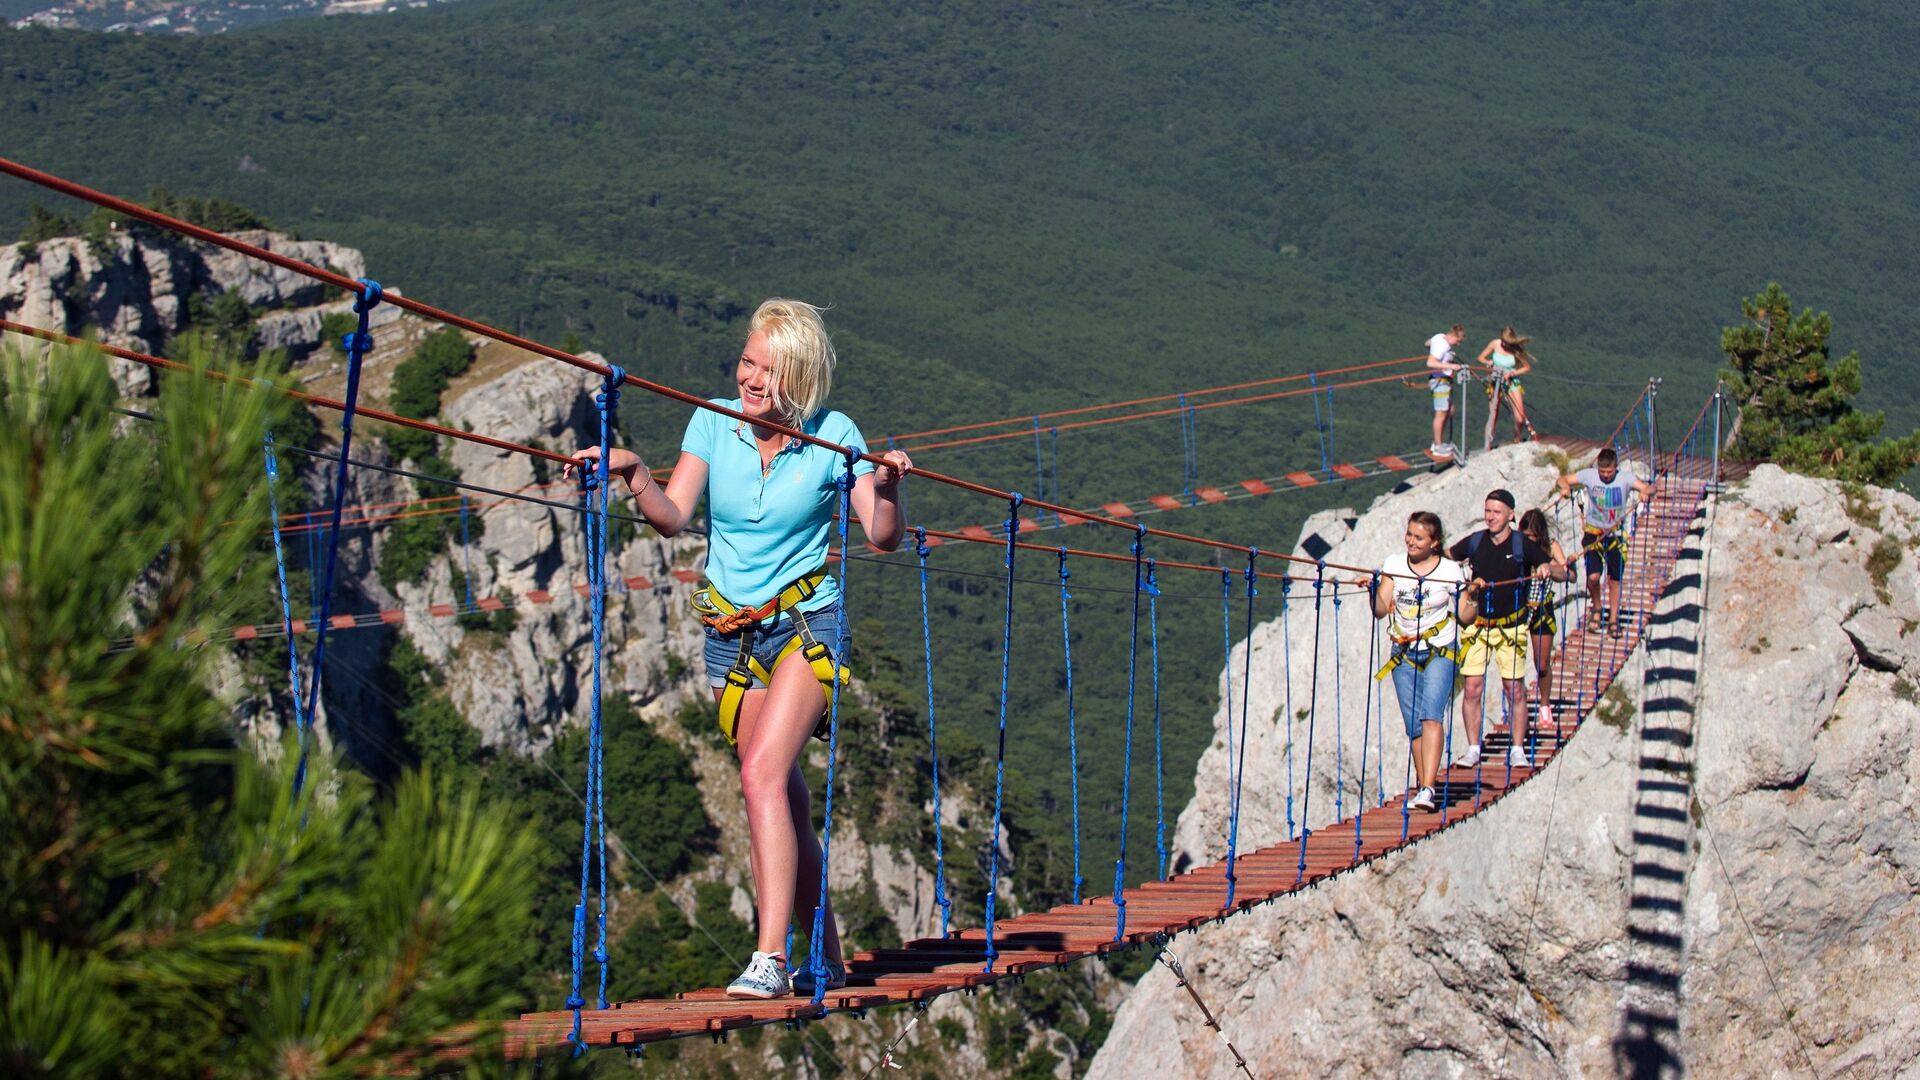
[569,299,913,1000]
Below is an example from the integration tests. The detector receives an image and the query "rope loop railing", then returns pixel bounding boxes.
[982,491,1022,973]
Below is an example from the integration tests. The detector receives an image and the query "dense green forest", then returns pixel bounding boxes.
[5,0,1917,1054]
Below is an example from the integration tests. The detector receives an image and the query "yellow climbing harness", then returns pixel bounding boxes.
[1373,615,1462,680]
[692,568,849,747]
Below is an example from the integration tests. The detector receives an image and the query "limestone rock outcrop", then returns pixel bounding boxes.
[1093,456,1920,1078]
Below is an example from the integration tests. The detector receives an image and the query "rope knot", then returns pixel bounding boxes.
[597,365,625,412]
[339,329,373,355]
[1008,491,1025,511]
[352,278,383,313]
[914,526,930,559]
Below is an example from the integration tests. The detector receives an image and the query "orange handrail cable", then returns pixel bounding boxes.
[880,354,1424,445]
[0,157,1388,579]
[0,318,578,465]
[7,319,1563,594]
[904,369,1418,453]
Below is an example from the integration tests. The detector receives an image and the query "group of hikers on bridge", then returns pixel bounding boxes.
[1366,446,1651,814]
[564,300,1653,1001]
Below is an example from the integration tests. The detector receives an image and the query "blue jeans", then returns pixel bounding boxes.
[1390,649,1458,740]
[702,600,845,689]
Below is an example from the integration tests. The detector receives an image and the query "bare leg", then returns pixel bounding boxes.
[731,652,836,960]
[1433,406,1449,448]
[1608,577,1625,631]
[1510,390,1530,438]
[1533,632,1554,722]
[1505,676,1529,755]
[1585,573,1604,629]
[783,762,842,963]
[1416,720,1444,789]
[1460,673,1486,746]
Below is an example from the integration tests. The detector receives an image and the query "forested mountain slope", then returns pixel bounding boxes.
[5,0,1915,950]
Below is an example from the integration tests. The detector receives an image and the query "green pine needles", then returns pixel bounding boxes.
[0,342,559,1077]
[1722,283,1920,486]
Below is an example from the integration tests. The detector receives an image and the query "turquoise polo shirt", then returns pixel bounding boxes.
[681,399,874,612]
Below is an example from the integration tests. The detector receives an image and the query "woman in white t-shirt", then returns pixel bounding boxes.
[1367,511,1482,812]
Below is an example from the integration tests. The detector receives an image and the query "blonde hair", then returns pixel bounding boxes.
[750,298,835,424]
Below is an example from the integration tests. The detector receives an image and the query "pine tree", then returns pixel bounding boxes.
[0,342,574,1077]
[1721,283,1920,485]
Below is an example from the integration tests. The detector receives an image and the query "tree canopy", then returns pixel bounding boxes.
[1721,283,1920,486]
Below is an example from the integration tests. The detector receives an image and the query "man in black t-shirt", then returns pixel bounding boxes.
[1448,488,1554,770]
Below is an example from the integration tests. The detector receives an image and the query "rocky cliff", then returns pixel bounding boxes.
[3,226,949,962]
[1091,453,1920,1078]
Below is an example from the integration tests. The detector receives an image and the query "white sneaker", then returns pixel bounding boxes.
[725,951,791,999]
[1507,746,1532,769]
[1453,743,1482,768]
[1406,786,1436,812]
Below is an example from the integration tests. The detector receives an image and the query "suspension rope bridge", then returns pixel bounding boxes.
[2,155,1732,1063]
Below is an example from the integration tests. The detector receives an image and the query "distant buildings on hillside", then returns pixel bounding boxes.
[10,0,457,34]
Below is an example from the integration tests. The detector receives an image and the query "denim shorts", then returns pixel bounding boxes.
[1583,527,1627,580]
[703,600,845,689]
[1390,649,1458,740]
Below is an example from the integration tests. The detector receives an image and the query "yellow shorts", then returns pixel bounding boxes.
[1459,622,1530,680]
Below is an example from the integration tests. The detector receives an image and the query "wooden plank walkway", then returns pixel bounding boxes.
[499,466,1715,1056]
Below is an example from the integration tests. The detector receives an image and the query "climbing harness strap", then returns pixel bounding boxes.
[1470,608,1530,630]
[691,567,829,632]
[1373,615,1461,680]
[696,569,847,746]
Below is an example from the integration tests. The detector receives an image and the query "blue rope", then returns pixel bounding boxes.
[1223,548,1258,910]
[1294,563,1326,884]
[913,528,953,937]
[1333,578,1345,822]
[1219,567,1236,862]
[1374,591,1387,808]
[1058,548,1084,904]
[294,278,381,799]
[1354,573,1379,860]
[982,492,1022,973]
[1439,581,1465,828]
[460,493,475,610]
[568,364,623,1049]
[808,449,857,1002]
[261,431,305,744]
[1111,526,1146,940]
[1147,559,1167,880]
[1280,576,1297,841]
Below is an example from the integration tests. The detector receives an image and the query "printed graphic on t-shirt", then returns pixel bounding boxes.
[1576,466,1637,531]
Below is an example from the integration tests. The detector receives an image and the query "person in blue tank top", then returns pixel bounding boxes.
[1475,326,1538,445]
[569,298,911,1000]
